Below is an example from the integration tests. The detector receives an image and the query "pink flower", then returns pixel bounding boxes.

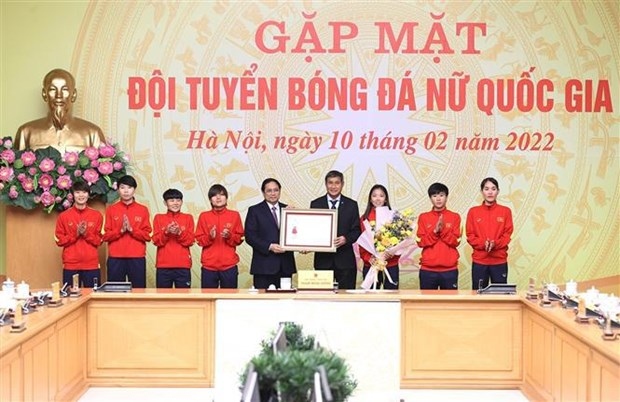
[74,169,82,177]
[4,139,13,148]
[17,173,26,181]
[99,144,116,158]
[112,182,118,190]
[38,174,54,190]
[113,161,123,171]
[55,196,62,203]
[39,158,56,173]
[82,168,100,184]
[1,149,15,163]
[20,151,36,166]
[57,165,67,175]
[9,186,19,199]
[91,160,100,168]
[33,196,41,204]
[63,151,79,166]
[40,191,55,206]
[0,166,14,182]
[67,193,74,201]
[84,147,99,161]
[21,177,34,193]
[28,167,37,175]
[97,161,114,175]
[62,199,72,209]
[56,175,72,190]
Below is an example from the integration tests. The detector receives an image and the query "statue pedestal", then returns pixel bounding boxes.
[5,202,107,289]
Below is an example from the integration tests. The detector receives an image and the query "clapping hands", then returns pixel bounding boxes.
[77,221,87,236]
[166,221,181,235]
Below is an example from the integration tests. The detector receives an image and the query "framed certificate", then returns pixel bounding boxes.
[280,209,337,252]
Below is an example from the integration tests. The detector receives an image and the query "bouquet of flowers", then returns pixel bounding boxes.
[0,136,130,213]
[356,206,416,289]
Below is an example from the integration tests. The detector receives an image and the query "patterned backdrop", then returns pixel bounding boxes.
[6,1,619,289]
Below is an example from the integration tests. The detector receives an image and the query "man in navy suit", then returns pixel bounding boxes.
[310,170,361,289]
[245,178,296,289]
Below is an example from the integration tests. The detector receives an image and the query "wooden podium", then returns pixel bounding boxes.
[5,203,107,289]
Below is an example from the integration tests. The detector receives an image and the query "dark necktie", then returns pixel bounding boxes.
[271,206,279,227]
[330,200,338,209]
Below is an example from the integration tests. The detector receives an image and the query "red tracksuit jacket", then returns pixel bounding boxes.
[103,200,152,258]
[55,205,103,269]
[416,208,461,271]
[152,211,195,269]
[466,202,513,265]
[195,208,244,270]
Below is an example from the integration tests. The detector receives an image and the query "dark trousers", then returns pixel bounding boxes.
[156,268,191,288]
[471,262,508,290]
[253,274,285,290]
[63,269,100,288]
[419,269,458,290]
[362,265,399,289]
[107,257,146,288]
[334,268,357,290]
[201,266,238,289]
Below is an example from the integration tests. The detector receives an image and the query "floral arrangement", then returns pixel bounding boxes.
[373,208,416,252]
[356,206,416,289]
[0,136,129,213]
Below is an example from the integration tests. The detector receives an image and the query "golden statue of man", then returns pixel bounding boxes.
[15,68,106,152]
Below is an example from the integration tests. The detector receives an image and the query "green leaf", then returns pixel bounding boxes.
[90,180,108,195]
[78,155,90,168]
[35,146,62,161]
[105,191,120,204]
[13,194,37,210]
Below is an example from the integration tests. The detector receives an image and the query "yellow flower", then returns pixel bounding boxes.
[371,208,416,253]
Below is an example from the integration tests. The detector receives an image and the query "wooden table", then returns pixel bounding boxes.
[1,290,618,401]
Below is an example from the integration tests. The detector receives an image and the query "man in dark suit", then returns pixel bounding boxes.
[310,170,361,289]
[245,178,296,289]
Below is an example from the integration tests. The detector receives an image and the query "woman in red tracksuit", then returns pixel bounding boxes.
[358,184,400,289]
[466,177,514,290]
[195,184,244,288]
[152,188,195,288]
[416,182,461,290]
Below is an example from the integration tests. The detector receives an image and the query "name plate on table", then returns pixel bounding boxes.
[297,270,334,290]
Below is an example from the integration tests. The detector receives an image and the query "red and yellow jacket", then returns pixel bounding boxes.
[103,200,152,258]
[55,205,103,269]
[152,211,195,269]
[466,202,513,265]
[195,208,244,270]
[416,208,461,271]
